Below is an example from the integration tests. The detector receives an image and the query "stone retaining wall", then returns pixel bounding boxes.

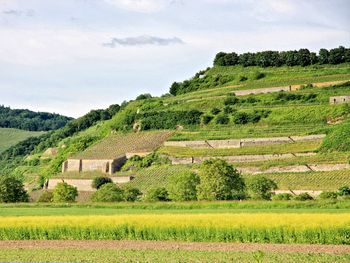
[47,176,133,191]
[164,134,325,149]
[274,190,322,197]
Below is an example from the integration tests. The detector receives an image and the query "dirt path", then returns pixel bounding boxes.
[0,240,349,254]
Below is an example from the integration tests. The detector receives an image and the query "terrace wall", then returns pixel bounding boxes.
[164,134,325,149]
[329,96,350,104]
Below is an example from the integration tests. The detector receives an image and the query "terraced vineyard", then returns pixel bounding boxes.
[73,131,172,159]
[0,128,44,153]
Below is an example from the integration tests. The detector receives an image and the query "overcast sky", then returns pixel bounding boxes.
[0,0,349,117]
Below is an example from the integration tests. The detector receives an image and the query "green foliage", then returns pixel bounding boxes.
[319,191,338,200]
[274,91,317,102]
[247,176,277,200]
[233,110,270,124]
[91,183,124,202]
[122,186,142,202]
[145,187,169,202]
[136,93,152,100]
[201,115,213,125]
[197,159,245,200]
[321,122,350,152]
[121,153,170,171]
[0,105,72,131]
[140,110,202,130]
[37,190,53,203]
[0,177,29,203]
[52,182,78,203]
[272,193,293,201]
[215,114,229,125]
[253,71,266,80]
[167,171,199,201]
[337,186,350,196]
[92,177,113,190]
[293,193,314,201]
[224,94,239,105]
[211,108,221,115]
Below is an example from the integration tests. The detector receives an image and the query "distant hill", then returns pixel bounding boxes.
[0,128,44,153]
[0,106,73,131]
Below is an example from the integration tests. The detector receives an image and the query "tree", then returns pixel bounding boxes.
[197,159,245,200]
[169,82,180,96]
[297,48,311,66]
[136,93,152,100]
[53,182,78,202]
[91,183,124,202]
[328,46,345,64]
[337,186,350,197]
[318,48,329,64]
[213,52,227,66]
[123,186,142,202]
[247,176,277,200]
[167,171,199,201]
[215,114,229,125]
[145,187,169,202]
[224,52,239,66]
[239,52,256,67]
[92,176,113,190]
[0,177,29,203]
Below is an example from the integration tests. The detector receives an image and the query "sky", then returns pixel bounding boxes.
[0,0,349,118]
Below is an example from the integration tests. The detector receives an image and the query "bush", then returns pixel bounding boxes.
[37,190,53,202]
[319,191,338,200]
[224,95,239,105]
[253,71,265,80]
[145,187,169,202]
[247,176,277,200]
[272,193,293,201]
[202,115,214,125]
[91,183,124,202]
[337,186,350,196]
[167,171,199,201]
[0,177,29,203]
[294,193,314,201]
[92,176,113,189]
[211,108,221,115]
[239,75,248,81]
[123,186,142,202]
[233,112,249,124]
[197,159,245,201]
[215,114,229,125]
[224,106,235,114]
[53,182,78,203]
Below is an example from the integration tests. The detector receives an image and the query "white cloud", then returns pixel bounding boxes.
[104,0,166,13]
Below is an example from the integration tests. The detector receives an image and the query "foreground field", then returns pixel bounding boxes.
[0,212,349,244]
[1,241,350,263]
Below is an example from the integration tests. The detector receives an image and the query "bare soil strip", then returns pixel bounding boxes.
[0,240,349,254]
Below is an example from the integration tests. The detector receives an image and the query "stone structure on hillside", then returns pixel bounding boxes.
[329,96,350,104]
[61,156,127,175]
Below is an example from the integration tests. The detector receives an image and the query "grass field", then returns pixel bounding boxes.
[0,128,44,153]
[1,247,350,263]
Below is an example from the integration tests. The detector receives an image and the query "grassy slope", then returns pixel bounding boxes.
[0,128,45,153]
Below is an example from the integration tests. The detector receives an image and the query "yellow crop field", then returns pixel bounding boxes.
[0,213,349,244]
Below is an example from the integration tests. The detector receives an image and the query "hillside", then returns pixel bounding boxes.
[0,128,45,153]
[1,58,350,196]
[0,105,73,131]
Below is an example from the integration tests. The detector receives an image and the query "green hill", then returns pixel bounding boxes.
[1,56,350,194]
[0,128,45,153]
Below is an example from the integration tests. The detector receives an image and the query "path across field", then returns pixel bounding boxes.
[1,240,349,254]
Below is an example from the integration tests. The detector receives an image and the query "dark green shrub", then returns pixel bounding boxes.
[247,176,277,200]
[197,159,245,201]
[253,71,266,80]
[224,95,239,105]
[167,171,199,201]
[294,193,314,201]
[92,176,113,189]
[239,75,248,81]
[223,106,235,114]
[319,191,338,200]
[37,190,53,203]
[53,182,78,203]
[211,108,221,115]
[136,93,152,100]
[202,115,214,125]
[91,183,124,202]
[272,193,293,201]
[337,186,350,196]
[123,186,142,202]
[215,114,229,125]
[145,187,169,202]
[233,112,249,124]
[0,177,29,203]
